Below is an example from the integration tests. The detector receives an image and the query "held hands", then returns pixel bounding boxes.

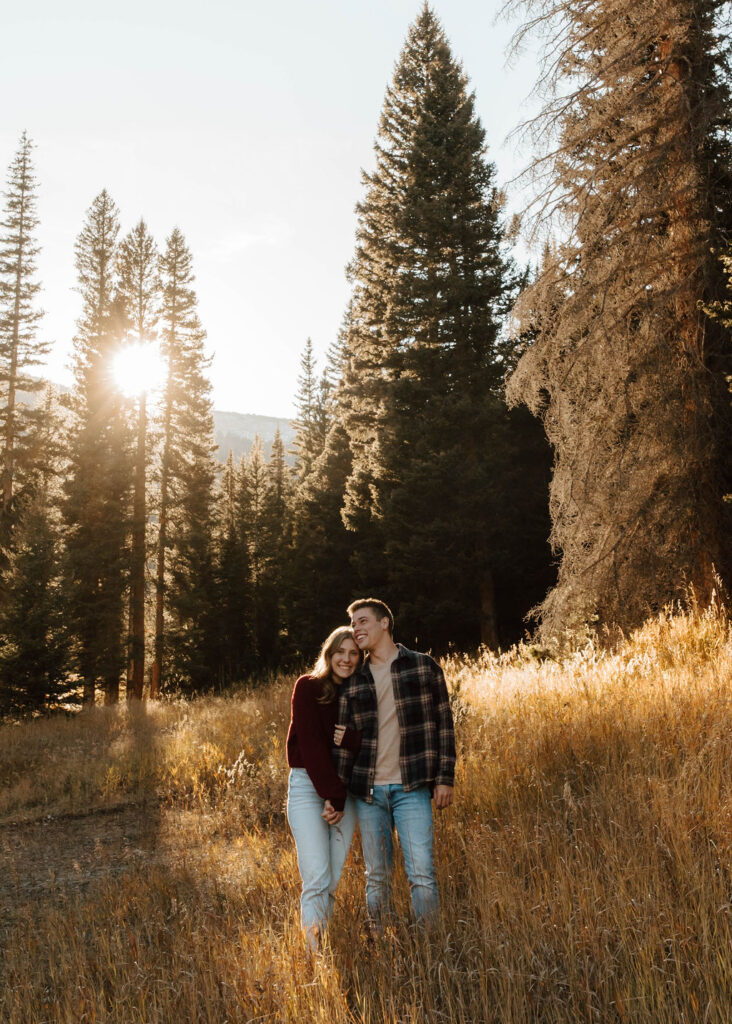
[322,799,344,825]
[325,728,346,822]
[433,785,454,810]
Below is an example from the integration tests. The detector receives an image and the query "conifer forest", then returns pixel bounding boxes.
[1,0,731,716]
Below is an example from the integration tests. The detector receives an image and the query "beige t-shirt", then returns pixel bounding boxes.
[371,652,402,785]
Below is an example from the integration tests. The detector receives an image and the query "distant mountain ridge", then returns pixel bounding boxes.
[22,379,295,464]
[214,409,295,462]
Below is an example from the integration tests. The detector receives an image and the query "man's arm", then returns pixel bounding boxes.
[430,659,456,806]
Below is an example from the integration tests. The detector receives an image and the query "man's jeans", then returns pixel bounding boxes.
[287,768,357,932]
[356,784,438,920]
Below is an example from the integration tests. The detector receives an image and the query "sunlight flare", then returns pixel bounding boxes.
[112,342,166,398]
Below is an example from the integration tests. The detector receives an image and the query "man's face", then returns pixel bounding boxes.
[350,606,389,651]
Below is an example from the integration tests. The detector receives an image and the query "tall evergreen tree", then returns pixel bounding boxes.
[291,338,328,481]
[0,393,68,714]
[341,5,528,649]
[240,436,280,666]
[0,488,69,715]
[262,427,294,661]
[505,0,732,632]
[116,219,159,699]
[63,190,130,705]
[0,132,48,550]
[153,227,218,693]
[288,419,357,658]
[214,450,254,685]
[287,310,374,656]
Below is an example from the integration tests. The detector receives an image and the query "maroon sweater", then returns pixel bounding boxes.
[286,674,360,812]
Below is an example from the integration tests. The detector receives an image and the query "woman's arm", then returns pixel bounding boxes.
[291,677,348,811]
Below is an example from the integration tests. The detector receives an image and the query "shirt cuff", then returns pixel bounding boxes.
[340,727,362,754]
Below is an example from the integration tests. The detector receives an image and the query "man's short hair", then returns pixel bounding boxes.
[347,598,395,636]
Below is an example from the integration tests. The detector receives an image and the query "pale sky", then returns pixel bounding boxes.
[2,0,540,418]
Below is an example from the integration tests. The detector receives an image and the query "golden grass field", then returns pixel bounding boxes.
[2,602,732,1023]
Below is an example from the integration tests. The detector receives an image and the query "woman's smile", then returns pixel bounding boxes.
[331,639,360,680]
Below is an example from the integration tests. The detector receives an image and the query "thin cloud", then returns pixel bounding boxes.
[201,223,293,262]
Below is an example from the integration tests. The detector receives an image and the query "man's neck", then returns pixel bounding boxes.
[368,636,398,666]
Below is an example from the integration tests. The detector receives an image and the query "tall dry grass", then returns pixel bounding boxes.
[2,604,732,1022]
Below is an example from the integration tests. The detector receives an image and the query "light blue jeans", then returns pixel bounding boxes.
[286,768,357,933]
[356,784,438,921]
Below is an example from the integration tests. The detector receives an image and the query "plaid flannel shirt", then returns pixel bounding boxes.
[334,643,456,802]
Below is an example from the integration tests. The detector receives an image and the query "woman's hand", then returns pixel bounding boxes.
[322,799,344,825]
[333,724,346,746]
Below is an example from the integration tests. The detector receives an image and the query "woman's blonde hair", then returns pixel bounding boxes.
[311,626,362,704]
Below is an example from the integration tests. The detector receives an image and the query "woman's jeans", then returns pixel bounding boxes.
[286,768,356,932]
[356,784,437,921]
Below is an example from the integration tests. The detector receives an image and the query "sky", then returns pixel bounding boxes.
[3,0,542,418]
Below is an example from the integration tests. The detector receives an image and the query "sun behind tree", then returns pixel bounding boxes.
[112,341,165,399]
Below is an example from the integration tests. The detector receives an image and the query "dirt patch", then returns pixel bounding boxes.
[0,803,165,927]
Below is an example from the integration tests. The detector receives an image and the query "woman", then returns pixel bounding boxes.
[286,626,362,948]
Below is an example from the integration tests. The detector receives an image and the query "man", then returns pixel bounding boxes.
[332,598,455,923]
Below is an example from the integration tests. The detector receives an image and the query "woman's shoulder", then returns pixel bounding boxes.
[292,674,319,698]
[294,673,317,685]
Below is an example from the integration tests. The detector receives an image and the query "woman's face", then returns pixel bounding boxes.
[330,637,360,681]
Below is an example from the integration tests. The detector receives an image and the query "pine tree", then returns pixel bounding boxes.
[241,429,293,667]
[341,5,524,648]
[166,444,218,692]
[153,227,218,693]
[0,132,48,552]
[505,0,732,632]
[291,338,328,481]
[288,419,358,658]
[0,393,68,714]
[116,219,159,699]
[287,307,385,655]
[0,486,69,714]
[240,436,280,666]
[63,190,130,705]
[214,451,254,685]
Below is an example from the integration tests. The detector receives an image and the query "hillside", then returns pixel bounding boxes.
[1,605,731,1022]
[213,408,295,462]
[21,381,295,463]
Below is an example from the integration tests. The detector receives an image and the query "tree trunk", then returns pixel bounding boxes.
[151,492,167,699]
[2,192,25,511]
[128,393,146,700]
[151,378,173,698]
[104,675,119,704]
[659,27,717,603]
[82,676,95,707]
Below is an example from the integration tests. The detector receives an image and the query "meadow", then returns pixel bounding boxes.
[2,602,732,1023]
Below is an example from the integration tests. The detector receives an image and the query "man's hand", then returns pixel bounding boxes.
[333,724,346,747]
[433,785,453,810]
[322,799,344,825]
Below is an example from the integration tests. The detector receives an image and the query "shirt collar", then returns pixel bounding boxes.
[360,643,412,675]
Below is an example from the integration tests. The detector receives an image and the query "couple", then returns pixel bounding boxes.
[285,597,456,948]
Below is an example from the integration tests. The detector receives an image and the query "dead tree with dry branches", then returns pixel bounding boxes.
[505,0,732,633]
